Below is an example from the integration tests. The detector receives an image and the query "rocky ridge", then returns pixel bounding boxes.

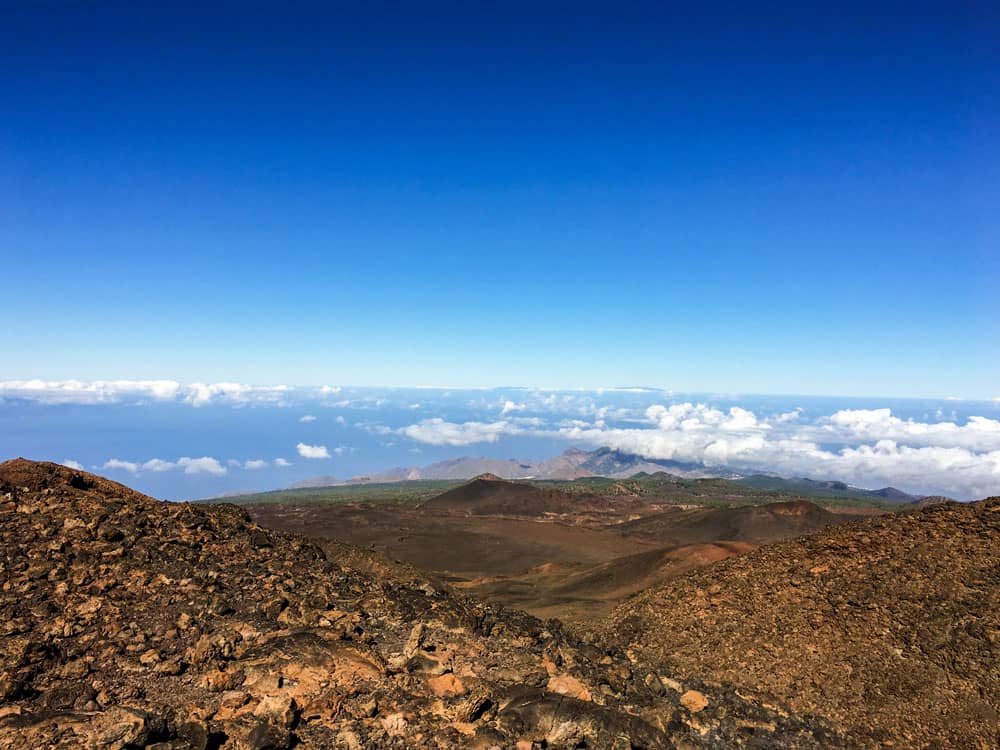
[1,459,850,749]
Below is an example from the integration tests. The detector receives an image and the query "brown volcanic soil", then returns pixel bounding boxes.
[604,499,1000,749]
[248,485,857,625]
[0,459,852,749]
[454,541,756,624]
[616,500,849,546]
[421,477,641,518]
[247,503,655,577]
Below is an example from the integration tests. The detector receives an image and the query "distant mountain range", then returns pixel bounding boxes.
[288,447,732,488]
[288,447,933,503]
[732,474,940,504]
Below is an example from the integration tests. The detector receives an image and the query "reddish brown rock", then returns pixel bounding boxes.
[0,459,852,748]
[680,689,709,713]
[606,497,1000,749]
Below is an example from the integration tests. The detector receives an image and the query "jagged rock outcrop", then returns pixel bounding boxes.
[0,459,850,748]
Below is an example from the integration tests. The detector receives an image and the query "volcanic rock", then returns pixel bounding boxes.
[605,498,1000,748]
[0,458,855,748]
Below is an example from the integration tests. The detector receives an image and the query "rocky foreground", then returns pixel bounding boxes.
[604,497,1000,749]
[0,459,851,749]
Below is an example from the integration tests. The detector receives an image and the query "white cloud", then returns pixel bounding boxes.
[598,387,663,394]
[224,458,267,470]
[559,419,594,429]
[176,457,227,476]
[102,459,139,474]
[501,400,526,414]
[297,442,331,459]
[391,402,1000,498]
[324,399,353,408]
[402,418,512,446]
[12,384,1000,499]
[824,408,1000,451]
[1,379,180,405]
[61,459,84,471]
[550,404,1000,499]
[774,408,803,423]
[299,415,317,423]
[184,383,291,407]
[0,379,300,407]
[722,406,762,431]
[510,416,546,427]
[101,456,226,477]
[644,403,768,432]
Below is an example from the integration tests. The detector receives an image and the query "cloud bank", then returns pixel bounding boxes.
[396,403,1000,499]
[5,382,999,498]
[183,383,291,407]
[1,380,182,405]
[105,456,227,476]
[96,456,292,476]
[401,418,511,446]
[0,380,307,407]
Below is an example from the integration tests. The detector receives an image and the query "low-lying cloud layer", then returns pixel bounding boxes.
[92,456,292,477]
[397,403,1000,499]
[0,380,333,407]
[101,456,227,476]
[402,418,511,446]
[9,381,999,499]
[3,380,184,405]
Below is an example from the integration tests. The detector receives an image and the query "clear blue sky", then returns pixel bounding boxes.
[2,2,997,397]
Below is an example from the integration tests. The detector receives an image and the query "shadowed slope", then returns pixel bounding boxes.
[617,500,849,545]
[456,541,757,624]
[421,475,633,517]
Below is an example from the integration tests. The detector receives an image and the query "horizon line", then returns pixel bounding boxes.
[1,378,998,404]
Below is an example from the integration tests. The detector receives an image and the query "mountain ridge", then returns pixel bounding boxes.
[288,447,934,504]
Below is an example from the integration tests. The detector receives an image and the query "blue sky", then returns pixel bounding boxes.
[2,2,998,397]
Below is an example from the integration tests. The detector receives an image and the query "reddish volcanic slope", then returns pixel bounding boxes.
[605,497,1000,749]
[0,459,851,749]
